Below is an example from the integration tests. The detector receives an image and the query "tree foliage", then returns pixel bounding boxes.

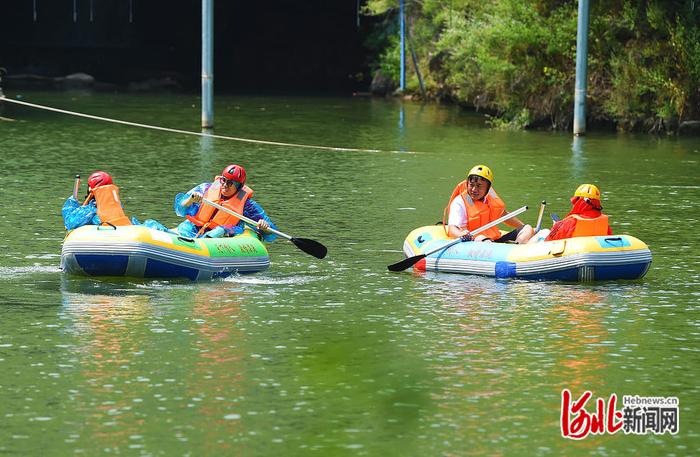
[364,0,700,132]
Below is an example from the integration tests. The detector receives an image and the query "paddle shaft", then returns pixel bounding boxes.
[422,205,529,258]
[72,174,80,200]
[201,198,292,240]
[534,201,546,232]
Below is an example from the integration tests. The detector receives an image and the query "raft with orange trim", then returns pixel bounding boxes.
[401,226,651,281]
[61,225,269,280]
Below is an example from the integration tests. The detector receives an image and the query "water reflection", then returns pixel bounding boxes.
[57,279,252,452]
[396,275,623,451]
[197,128,216,180]
[187,284,246,454]
[60,280,156,453]
[570,135,586,182]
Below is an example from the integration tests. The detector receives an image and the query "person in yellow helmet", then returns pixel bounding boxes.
[543,184,612,241]
[444,164,534,243]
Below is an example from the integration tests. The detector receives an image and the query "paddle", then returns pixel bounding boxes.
[534,200,546,232]
[72,174,80,200]
[200,198,327,259]
[387,205,528,272]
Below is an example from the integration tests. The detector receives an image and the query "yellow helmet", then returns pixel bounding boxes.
[467,164,494,183]
[573,184,601,200]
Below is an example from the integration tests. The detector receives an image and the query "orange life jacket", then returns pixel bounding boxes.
[570,214,610,237]
[84,184,132,226]
[186,178,253,231]
[443,180,506,240]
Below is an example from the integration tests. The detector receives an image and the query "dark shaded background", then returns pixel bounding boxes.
[0,0,373,93]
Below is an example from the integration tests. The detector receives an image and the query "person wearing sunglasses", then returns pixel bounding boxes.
[174,164,276,240]
[444,164,533,243]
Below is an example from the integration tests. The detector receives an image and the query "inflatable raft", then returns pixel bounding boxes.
[61,225,270,280]
[401,226,651,281]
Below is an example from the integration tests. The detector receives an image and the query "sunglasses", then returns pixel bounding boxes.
[219,177,240,187]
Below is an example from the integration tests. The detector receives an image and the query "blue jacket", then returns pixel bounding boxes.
[62,196,100,230]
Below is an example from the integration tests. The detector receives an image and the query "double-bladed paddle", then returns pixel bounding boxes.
[387,205,528,272]
[201,198,327,259]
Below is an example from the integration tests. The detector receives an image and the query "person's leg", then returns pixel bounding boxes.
[527,228,550,243]
[176,220,198,238]
[494,229,518,243]
[494,225,534,244]
[515,224,534,244]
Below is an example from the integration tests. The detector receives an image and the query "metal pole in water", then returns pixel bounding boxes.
[202,0,214,129]
[399,0,405,92]
[573,0,590,136]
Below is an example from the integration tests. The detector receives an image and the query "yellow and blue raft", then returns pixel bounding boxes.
[402,226,651,281]
[61,225,269,280]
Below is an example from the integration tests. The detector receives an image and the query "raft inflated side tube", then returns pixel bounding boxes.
[61,225,270,280]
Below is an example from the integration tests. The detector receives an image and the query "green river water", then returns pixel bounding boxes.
[0,91,698,456]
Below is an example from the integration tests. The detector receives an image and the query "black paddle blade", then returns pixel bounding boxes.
[291,237,327,259]
[387,254,426,272]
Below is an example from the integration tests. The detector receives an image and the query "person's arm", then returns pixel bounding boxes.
[446,198,469,238]
[243,199,277,242]
[504,212,525,229]
[174,183,209,217]
[447,224,472,238]
[544,217,576,241]
[62,196,98,230]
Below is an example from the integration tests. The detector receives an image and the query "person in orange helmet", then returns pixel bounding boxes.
[445,164,534,243]
[174,164,276,240]
[543,184,612,241]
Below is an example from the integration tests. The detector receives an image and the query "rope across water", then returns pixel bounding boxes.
[0,95,417,154]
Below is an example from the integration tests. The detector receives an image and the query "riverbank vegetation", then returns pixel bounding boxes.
[364,0,700,133]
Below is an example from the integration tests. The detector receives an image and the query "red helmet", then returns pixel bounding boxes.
[88,171,113,190]
[221,164,246,185]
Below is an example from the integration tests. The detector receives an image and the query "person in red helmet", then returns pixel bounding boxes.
[542,184,612,241]
[174,164,277,240]
[62,171,132,229]
[87,171,113,189]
